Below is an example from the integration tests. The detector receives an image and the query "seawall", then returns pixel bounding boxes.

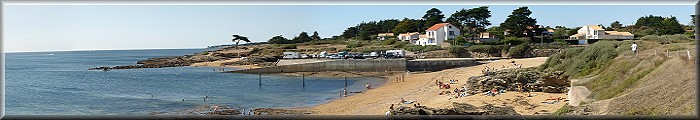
[228,58,483,74]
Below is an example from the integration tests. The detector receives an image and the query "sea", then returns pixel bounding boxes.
[4,48,385,115]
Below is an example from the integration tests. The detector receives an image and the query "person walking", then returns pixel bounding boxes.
[631,42,638,56]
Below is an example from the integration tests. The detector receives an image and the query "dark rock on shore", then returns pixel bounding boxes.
[466,68,570,93]
[253,108,312,115]
[89,55,224,70]
[393,102,519,115]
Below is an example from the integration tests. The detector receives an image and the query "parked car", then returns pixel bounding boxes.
[328,54,342,59]
[352,54,365,59]
[282,52,301,59]
[369,52,379,58]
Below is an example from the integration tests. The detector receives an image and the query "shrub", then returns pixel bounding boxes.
[539,41,621,78]
[468,45,506,54]
[383,39,397,45]
[392,41,410,48]
[502,37,530,45]
[508,44,531,58]
[346,42,362,48]
[423,45,442,52]
[281,44,297,49]
[448,46,469,57]
[249,47,261,54]
[641,34,693,44]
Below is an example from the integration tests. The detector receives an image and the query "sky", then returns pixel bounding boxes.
[3,5,694,52]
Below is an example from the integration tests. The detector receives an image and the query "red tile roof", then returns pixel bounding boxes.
[426,23,450,31]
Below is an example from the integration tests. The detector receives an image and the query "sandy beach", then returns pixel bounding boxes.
[306,57,568,115]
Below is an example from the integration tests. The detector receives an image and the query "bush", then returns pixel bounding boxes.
[249,47,261,54]
[468,45,506,54]
[508,44,531,58]
[423,45,442,52]
[448,46,469,57]
[502,37,530,45]
[392,41,410,48]
[281,44,297,49]
[641,34,693,44]
[383,39,397,45]
[539,41,621,78]
[346,42,363,48]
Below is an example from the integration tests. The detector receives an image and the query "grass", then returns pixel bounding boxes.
[553,104,574,115]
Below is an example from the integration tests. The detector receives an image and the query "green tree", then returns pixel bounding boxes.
[635,15,664,28]
[311,31,321,40]
[449,6,492,41]
[292,32,312,43]
[422,8,445,30]
[231,34,251,49]
[393,18,420,35]
[378,19,400,33]
[552,28,570,39]
[610,21,623,30]
[357,21,380,40]
[659,16,685,35]
[341,26,359,39]
[268,35,289,44]
[500,6,537,37]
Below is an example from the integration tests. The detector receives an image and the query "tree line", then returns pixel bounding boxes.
[267,6,693,44]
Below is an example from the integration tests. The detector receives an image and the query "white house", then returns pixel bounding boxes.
[414,23,461,46]
[398,32,420,42]
[569,25,634,40]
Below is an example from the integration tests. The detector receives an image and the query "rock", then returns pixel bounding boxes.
[90,54,227,70]
[253,108,310,115]
[393,102,519,115]
[466,68,569,93]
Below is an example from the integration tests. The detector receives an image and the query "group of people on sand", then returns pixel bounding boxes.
[386,98,422,115]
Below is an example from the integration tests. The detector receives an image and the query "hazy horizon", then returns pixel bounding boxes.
[3,5,694,52]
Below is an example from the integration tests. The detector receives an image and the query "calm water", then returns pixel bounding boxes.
[4,49,385,115]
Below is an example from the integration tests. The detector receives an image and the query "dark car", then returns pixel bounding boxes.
[352,54,365,59]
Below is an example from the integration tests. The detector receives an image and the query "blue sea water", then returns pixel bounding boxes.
[4,49,385,115]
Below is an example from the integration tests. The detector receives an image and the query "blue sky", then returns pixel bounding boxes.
[3,5,694,52]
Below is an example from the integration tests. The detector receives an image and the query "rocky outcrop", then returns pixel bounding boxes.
[393,102,519,115]
[466,68,569,93]
[89,55,224,70]
[253,108,312,115]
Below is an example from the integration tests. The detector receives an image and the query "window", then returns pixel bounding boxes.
[449,26,452,28]
[449,31,454,36]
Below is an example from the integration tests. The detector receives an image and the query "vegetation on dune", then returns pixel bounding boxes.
[539,41,621,78]
[553,104,574,115]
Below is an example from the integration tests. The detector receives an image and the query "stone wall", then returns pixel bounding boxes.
[230,59,407,74]
[230,58,482,73]
[528,49,562,57]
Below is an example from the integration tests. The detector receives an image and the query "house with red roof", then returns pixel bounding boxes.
[414,23,461,46]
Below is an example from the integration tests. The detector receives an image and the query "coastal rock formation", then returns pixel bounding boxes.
[393,103,519,115]
[222,56,279,67]
[89,55,224,70]
[466,68,569,93]
[253,108,312,115]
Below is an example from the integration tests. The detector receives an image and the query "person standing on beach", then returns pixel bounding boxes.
[631,42,638,56]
